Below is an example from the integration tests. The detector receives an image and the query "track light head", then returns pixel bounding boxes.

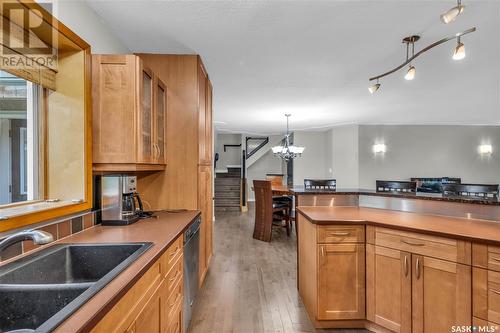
[404,66,416,80]
[368,82,381,94]
[453,40,466,60]
[441,1,465,24]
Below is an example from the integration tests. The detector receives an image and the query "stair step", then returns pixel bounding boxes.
[215,206,240,212]
[215,186,241,192]
[215,178,240,184]
[215,191,240,198]
[215,173,240,178]
[214,198,240,205]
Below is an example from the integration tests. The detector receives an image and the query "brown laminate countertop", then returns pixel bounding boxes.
[297,206,500,245]
[31,210,200,333]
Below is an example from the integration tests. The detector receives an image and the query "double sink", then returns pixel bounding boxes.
[0,242,152,333]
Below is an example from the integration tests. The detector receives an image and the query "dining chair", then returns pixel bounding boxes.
[376,180,417,193]
[266,174,285,187]
[304,179,337,190]
[253,180,291,242]
[441,183,499,199]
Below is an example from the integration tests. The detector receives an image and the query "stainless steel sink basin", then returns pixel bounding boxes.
[0,242,152,333]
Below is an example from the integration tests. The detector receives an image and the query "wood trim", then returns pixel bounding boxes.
[93,163,165,173]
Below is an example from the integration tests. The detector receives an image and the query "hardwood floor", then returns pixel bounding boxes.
[188,207,371,333]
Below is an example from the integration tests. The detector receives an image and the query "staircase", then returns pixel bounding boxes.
[214,166,241,212]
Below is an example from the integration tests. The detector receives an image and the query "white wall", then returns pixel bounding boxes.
[49,1,130,54]
[325,125,359,188]
[215,133,241,171]
[247,149,283,201]
[358,125,500,189]
[293,131,327,186]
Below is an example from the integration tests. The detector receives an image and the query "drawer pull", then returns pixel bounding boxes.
[401,240,425,247]
[491,257,500,263]
[169,271,180,282]
[404,255,409,277]
[330,232,350,236]
[491,289,500,296]
[170,293,181,308]
[169,247,179,257]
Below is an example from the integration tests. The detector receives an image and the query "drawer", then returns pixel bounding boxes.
[162,235,183,277]
[473,317,500,329]
[166,278,183,320]
[317,225,365,244]
[166,255,183,295]
[374,227,471,264]
[167,293,183,333]
[473,267,500,324]
[473,243,500,272]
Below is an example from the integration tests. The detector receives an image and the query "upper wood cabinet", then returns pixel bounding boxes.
[92,55,166,172]
[198,60,213,166]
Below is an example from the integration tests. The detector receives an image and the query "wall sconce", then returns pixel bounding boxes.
[373,144,387,153]
[478,144,493,155]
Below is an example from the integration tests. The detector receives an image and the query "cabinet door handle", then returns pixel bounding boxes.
[401,240,425,247]
[416,258,421,280]
[321,246,324,257]
[404,255,409,277]
[491,289,500,296]
[330,232,350,236]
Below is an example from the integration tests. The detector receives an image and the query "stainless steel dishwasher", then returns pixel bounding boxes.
[183,217,200,333]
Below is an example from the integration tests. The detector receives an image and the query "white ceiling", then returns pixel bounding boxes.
[86,0,500,135]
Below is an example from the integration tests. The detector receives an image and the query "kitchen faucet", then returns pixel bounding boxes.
[0,230,54,253]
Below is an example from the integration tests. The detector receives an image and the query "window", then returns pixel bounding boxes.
[0,70,41,206]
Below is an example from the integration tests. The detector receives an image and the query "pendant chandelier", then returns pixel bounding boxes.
[272,114,305,161]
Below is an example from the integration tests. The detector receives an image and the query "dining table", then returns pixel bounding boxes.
[271,184,292,195]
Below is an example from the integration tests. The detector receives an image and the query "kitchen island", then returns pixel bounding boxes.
[296,205,500,332]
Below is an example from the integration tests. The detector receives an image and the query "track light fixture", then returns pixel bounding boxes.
[452,36,466,60]
[403,37,417,81]
[441,0,465,24]
[368,27,476,93]
[368,79,380,94]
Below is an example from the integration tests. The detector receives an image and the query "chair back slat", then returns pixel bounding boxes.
[304,179,336,190]
[253,180,273,242]
[441,183,499,199]
[376,180,416,193]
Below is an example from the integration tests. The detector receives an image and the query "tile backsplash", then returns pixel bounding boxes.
[0,211,96,262]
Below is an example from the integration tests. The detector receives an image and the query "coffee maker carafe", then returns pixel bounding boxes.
[100,175,144,225]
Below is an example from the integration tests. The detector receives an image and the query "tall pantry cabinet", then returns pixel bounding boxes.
[135,54,214,286]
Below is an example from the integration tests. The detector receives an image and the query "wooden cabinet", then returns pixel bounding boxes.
[473,267,500,325]
[197,59,214,285]
[197,61,212,166]
[91,235,184,333]
[366,245,411,333]
[92,54,166,172]
[411,255,471,333]
[298,214,365,324]
[198,164,213,284]
[135,54,214,288]
[367,233,471,333]
[318,243,365,320]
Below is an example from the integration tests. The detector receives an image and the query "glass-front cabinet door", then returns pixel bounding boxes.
[155,79,166,164]
[138,61,154,163]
